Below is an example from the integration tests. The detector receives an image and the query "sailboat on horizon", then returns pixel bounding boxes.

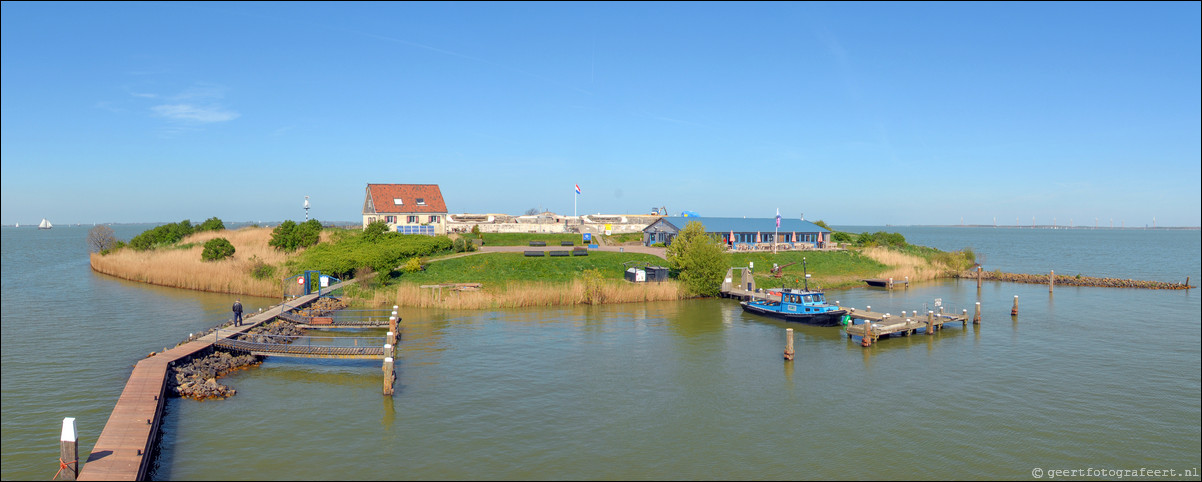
[38,218,52,230]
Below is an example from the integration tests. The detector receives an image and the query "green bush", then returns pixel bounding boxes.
[289,230,454,280]
[248,256,276,280]
[269,219,323,252]
[197,217,225,232]
[129,220,195,250]
[401,257,424,273]
[201,238,235,261]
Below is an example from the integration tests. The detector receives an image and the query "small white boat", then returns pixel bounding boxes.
[38,218,52,230]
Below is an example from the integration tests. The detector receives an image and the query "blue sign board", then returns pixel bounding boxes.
[583,233,592,242]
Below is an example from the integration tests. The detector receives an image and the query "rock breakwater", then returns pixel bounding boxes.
[168,320,307,400]
[956,270,1194,290]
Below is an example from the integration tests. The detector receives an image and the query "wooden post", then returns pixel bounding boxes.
[784,328,794,361]
[1011,295,1019,316]
[1187,276,1190,289]
[962,309,968,326]
[382,357,395,396]
[888,277,893,290]
[926,311,934,335]
[977,266,982,289]
[974,302,982,324]
[57,417,77,481]
[1049,270,1054,293]
[904,276,909,288]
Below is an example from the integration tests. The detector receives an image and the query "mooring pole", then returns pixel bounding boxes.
[974,302,982,324]
[383,357,395,396]
[962,309,968,326]
[1049,270,1054,293]
[56,417,77,481]
[784,328,795,361]
[977,266,982,289]
[1011,295,1019,316]
[926,311,935,335]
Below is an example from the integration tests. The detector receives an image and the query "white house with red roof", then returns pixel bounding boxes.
[362,183,448,235]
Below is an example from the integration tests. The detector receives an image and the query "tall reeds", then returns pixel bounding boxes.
[859,246,947,281]
[379,279,685,309]
[89,227,307,297]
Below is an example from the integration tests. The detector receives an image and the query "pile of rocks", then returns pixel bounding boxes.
[169,321,308,400]
[169,351,260,400]
[300,297,349,317]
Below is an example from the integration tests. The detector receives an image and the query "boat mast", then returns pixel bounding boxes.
[802,257,809,291]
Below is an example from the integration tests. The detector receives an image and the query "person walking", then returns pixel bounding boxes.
[232,299,244,326]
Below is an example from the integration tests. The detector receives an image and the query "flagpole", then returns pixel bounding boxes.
[774,209,779,254]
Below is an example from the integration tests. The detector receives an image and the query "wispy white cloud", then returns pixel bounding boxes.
[152,103,240,123]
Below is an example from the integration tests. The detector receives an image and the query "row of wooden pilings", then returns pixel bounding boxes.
[384,306,398,397]
[783,301,991,354]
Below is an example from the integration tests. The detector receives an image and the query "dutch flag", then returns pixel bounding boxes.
[575,184,581,195]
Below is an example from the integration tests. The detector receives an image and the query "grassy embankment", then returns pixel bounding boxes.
[351,250,684,309]
[89,227,327,297]
[727,245,974,291]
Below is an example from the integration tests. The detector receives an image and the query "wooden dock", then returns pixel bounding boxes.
[77,290,334,481]
[844,307,970,347]
[718,267,782,302]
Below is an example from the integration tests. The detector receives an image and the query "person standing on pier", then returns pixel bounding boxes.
[232,299,244,326]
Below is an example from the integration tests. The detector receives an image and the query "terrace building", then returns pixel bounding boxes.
[642,216,832,250]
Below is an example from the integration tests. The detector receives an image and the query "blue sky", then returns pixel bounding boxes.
[3,2,1199,227]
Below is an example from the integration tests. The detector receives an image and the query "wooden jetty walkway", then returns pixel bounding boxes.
[719,267,781,302]
[844,305,974,347]
[76,279,385,481]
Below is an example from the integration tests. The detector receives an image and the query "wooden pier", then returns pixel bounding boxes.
[76,282,376,481]
[718,267,781,302]
[843,307,970,347]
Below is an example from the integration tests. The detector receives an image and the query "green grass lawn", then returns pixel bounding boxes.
[471,232,588,246]
[728,250,888,290]
[401,251,668,284]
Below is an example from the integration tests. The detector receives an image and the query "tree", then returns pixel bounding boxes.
[525,208,540,215]
[665,221,730,297]
[362,220,389,242]
[201,237,235,261]
[813,220,832,231]
[87,225,118,253]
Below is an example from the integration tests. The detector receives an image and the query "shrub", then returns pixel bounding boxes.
[248,255,276,280]
[362,220,389,242]
[269,219,323,252]
[401,257,424,273]
[201,237,236,261]
[471,224,481,236]
[129,219,195,250]
[581,268,605,304]
[197,216,225,232]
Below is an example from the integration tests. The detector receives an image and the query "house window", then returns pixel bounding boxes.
[385,216,396,223]
[393,198,403,205]
[416,198,426,206]
[407,216,418,224]
[428,215,440,223]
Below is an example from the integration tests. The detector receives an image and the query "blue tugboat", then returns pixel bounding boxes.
[739,259,847,326]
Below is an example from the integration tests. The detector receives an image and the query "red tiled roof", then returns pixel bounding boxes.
[365,184,447,214]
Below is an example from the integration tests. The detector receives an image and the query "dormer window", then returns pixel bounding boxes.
[416,198,426,206]
[393,198,403,205]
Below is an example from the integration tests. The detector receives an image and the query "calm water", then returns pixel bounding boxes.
[2,225,1199,480]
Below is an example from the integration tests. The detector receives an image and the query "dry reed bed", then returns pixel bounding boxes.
[859,246,947,282]
[89,227,308,297]
[357,280,686,309]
